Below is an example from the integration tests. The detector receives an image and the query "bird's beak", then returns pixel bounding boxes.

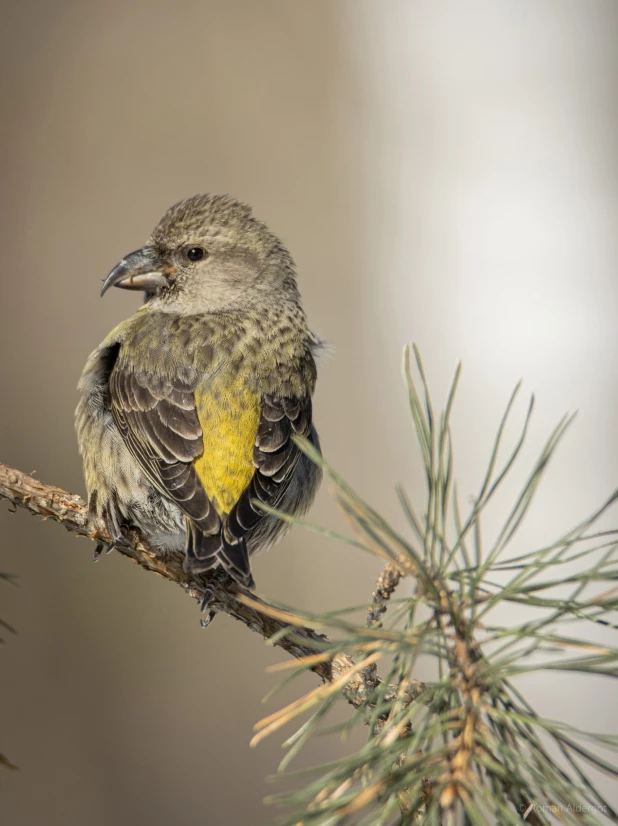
[100,247,169,297]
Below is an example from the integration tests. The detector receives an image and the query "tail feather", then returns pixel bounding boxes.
[218,538,254,590]
[183,519,255,589]
[184,520,221,572]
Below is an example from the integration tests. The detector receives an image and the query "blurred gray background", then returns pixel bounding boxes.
[2,1,618,823]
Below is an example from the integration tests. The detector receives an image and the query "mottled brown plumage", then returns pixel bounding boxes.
[76,194,322,592]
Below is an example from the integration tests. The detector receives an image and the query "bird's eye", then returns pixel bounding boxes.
[185,246,206,262]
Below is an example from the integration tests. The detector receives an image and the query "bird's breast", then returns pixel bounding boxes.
[192,372,260,514]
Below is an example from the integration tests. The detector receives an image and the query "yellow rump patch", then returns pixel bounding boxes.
[193,376,261,515]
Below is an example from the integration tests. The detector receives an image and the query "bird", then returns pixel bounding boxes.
[76,194,323,606]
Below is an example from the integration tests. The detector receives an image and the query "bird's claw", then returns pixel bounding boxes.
[199,567,227,619]
[92,537,123,562]
[200,611,217,629]
[200,582,217,613]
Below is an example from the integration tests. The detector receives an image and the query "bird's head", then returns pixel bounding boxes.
[101,194,301,314]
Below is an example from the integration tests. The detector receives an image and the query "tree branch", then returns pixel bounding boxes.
[0,462,381,695]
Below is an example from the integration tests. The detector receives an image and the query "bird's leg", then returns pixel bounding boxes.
[199,566,228,626]
[200,566,228,612]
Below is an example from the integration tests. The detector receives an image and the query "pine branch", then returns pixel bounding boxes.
[0,461,402,698]
[0,461,350,678]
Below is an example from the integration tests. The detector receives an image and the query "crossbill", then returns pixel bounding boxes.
[76,194,322,596]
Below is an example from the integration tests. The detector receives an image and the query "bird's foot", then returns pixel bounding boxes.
[199,567,228,620]
[92,528,130,562]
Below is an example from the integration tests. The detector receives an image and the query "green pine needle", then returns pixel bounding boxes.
[254,346,618,826]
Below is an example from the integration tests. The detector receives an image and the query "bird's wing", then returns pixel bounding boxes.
[224,394,313,543]
[108,365,222,541]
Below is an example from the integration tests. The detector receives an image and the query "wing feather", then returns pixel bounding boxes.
[109,366,220,537]
[225,394,313,544]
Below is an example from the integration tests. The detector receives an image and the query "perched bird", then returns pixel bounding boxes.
[76,194,322,599]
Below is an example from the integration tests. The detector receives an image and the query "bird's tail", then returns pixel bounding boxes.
[184,519,255,590]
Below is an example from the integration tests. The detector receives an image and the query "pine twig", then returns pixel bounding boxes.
[364,561,405,693]
[367,561,404,628]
